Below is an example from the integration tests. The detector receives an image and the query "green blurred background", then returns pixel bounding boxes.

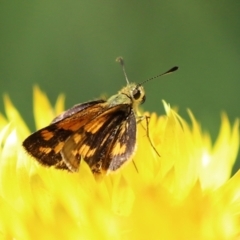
[0,1,239,172]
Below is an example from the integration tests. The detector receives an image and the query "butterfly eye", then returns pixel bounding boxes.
[132,85,145,104]
[132,88,141,100]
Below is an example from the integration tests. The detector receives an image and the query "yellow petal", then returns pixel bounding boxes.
[0,91,239,239]
[3,94,30,137]
[33,86,55,129]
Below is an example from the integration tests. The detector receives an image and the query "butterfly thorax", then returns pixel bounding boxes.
[107,83,145,113]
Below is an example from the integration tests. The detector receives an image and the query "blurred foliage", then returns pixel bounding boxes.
[0,0,239,171]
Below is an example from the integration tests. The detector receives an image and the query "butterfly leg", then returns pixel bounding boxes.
[137,115,161,157]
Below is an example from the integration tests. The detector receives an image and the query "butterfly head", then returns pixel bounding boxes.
[122,83,146,106]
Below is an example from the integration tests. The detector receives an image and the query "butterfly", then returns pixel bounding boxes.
[23,57,178,175]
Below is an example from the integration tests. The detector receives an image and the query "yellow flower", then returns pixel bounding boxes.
[0,86,239,239]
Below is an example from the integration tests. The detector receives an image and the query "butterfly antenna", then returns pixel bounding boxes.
[141,66,178,85]
[116,57,130,85]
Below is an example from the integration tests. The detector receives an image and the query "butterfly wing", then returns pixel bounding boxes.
[60,104,137,174]
[22,99,106,169]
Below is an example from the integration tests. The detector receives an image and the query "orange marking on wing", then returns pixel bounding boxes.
[86,117,107,134]
[41,130,54,141]
[58,121,84,131]
[39,147,52,154]
[79,144,96,157]
[73,133,82,144]
[54,142,65,153]
[111,142,126,156]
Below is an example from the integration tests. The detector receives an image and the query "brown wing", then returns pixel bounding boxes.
[22,99,106,169]
[60,104,137,174]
